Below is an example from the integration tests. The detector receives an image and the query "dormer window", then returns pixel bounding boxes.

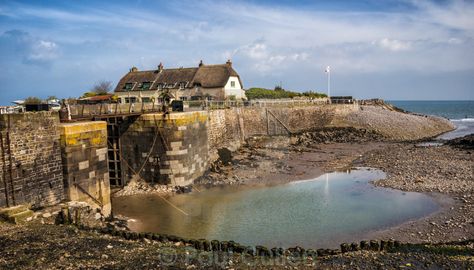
[124,83,133,90]
[231,81,236,87]
[179,82,186,89]
[141,82,151,90]
[157,83,163,90]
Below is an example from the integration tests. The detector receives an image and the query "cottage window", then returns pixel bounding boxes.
[141,82,151,90]
[124,83,133,90]
[179,82,186,89]
[180,96,188,101]
[125,97,137,103]
[141,97,151,103]
[157,83,163,90]
[231,81,236,87]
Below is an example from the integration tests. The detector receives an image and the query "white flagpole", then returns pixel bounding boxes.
[326,66,331,98]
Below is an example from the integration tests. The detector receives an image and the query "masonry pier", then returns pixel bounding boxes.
[1,102,453,215]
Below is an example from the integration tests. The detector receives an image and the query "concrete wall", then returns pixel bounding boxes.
[0,112,64,208]
[59,121,111,216]
[121,112,209,186]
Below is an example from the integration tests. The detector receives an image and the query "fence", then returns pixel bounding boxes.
[52,97,361,121]
[64,102,162,121]
[184,98,330,111]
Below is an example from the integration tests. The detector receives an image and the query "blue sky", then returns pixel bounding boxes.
[0,0,473,104]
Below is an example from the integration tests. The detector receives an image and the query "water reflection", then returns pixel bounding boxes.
[112,168,438,249]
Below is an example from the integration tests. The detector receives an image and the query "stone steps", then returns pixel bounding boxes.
[0,205,34,224]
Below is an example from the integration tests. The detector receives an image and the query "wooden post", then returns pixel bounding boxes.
[266,108,270,136]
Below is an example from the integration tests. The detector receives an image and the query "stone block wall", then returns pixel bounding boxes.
[207,104,360,153]
[207,109,244,161]
[60,121,111,216]
[0,112,64,208]
[121,112,209,186]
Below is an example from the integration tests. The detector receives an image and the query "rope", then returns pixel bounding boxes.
[136,128,159,177]
[153,114,178,186]
[106,140,189,216]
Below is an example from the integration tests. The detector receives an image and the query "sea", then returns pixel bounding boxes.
[387,100,474,140]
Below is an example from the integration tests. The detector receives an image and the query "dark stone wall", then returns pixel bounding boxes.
[0,112,64,208]
[120,112,209,186]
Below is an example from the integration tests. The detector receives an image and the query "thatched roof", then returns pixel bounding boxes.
[114,61,242,92]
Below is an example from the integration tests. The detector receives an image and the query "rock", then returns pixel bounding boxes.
[341,243,351,253]
[217,148,232,165]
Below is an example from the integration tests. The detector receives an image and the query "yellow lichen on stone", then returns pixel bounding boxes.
[90,135,105,146]
[59,121,107,146]
[60,121,107,136]
[140,111,208,126]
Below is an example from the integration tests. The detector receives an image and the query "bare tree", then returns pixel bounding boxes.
[24,96,43,104]
[90,81,113,95]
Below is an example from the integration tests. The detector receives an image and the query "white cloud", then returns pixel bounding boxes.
[27,40,58,62]
[228,41,311,73]
[377,38,412,51]
[0,30,60,66]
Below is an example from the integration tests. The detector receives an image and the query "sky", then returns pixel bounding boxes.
[0,0,473,104]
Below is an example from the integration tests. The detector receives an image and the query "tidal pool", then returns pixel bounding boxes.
[112,168,438,248]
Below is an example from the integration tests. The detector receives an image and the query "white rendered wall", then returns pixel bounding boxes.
[224,76,246,99]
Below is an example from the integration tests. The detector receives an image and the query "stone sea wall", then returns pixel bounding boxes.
[0,113,111,216]
[121,112,209,186]
[207,103,453,153]
[0,103,455,209]
[0,112,64,208]
[60,121,111,216]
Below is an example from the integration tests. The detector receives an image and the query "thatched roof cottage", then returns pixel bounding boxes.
[114,60,245,103]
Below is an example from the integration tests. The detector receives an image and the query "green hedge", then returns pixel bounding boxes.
[246,88,327,100]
